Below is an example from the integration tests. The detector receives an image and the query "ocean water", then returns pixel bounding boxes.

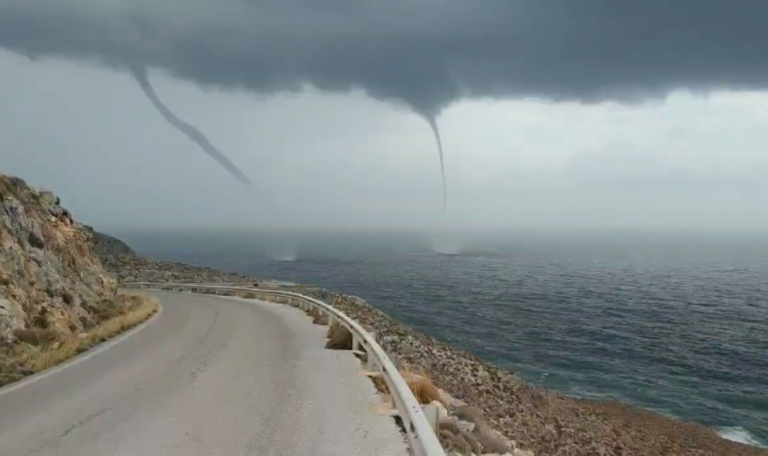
[120,229,768,447]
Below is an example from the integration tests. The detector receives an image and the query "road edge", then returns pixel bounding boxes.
[0,293,164,397]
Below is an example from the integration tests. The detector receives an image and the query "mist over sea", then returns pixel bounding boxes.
[119,228,768,447]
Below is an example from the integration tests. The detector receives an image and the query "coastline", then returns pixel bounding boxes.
[108,255,767,456]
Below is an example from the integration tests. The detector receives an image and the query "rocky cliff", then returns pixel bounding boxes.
[82,225,137,261]
[0,173,117,344]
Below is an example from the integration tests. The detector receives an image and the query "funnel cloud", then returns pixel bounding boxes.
[130,65,252,186]
[425,116,447,210]
[1,1,767,193]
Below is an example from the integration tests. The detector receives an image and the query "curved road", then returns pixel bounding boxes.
[0,291,408,456]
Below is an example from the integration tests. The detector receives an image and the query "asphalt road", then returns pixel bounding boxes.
[0,291,408,456]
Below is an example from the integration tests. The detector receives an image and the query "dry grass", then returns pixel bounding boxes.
[323,318,443,407]
[0,293,159,387]
[326,320,341,338]
[325,321,353,349]
[401,370,443,405]
[438,413,511,456]
[371,374,390,395]
[370,363,444,407]
[305,307,329,325]
[312,313,329,325]
[13,327,61,346]
[305,307,320,318]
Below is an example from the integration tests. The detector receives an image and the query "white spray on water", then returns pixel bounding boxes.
[716,427,766,448]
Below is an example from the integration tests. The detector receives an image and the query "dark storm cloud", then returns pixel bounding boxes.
[1,1,766,115]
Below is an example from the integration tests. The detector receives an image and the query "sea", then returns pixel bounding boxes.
[118,228,768,448]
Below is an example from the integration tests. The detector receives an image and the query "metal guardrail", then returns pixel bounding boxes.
[122,282,447,456]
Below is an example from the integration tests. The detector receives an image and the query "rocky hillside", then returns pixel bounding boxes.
[0,173,117,344]
[82,225,137,261]
[106,255,252,284]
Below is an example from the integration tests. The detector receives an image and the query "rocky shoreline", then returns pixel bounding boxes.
[103,254,766,456]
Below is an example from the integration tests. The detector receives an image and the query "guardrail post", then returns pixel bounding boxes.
[366,331,378,371]
[352,334,361,352]
[366,350,376,371]
[422,403,440,434]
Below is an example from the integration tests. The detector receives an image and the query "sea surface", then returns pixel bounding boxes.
[120,229,768,447]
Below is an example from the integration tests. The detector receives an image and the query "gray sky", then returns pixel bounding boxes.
[1,1,768,231]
